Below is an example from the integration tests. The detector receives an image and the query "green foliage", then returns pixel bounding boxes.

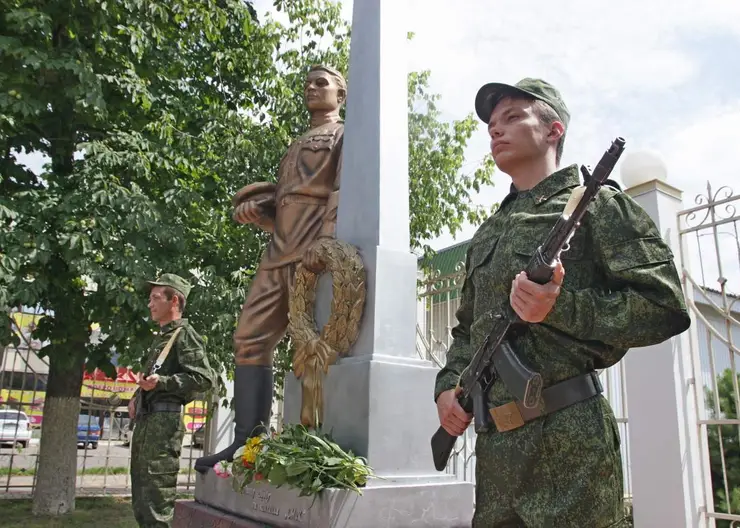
[228,424,375,497]
[408,69,496,260]
[0,0,274,380]
[273,338,294,400]
[705,368,740,528]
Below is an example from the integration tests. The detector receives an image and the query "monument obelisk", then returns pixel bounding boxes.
[281,0,475,523]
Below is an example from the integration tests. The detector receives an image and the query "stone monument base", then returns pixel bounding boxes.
[174,499,264,528]
[177,470,473,528]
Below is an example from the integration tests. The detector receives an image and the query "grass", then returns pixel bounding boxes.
[2,496,138,528]
[2,493,194,527]
[0,466,130,477]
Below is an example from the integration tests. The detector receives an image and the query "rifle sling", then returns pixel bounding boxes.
[489,371,603,433]
[151,326,183,373]
[133,326,183,421]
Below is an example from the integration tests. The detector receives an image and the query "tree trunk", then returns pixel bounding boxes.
[32,352,85,516]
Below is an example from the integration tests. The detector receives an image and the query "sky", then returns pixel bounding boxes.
[356,0,740,249]
[253,0,740,293]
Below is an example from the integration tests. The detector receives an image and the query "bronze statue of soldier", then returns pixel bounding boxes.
[195,65,346,472]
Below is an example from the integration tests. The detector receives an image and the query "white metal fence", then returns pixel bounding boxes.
[678,182,740,527]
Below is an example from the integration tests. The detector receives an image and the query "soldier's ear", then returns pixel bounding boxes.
[547,121,565,144]
[171,294,180,312]
[337,89,347,105]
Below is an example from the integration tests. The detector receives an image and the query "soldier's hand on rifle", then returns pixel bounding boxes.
[233,200,262,225]
[510,260,565,323]
[137,372,160,391]
[437,387,473,436]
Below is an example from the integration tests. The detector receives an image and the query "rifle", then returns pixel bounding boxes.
[130,327,182,427]
[431,137,626,471]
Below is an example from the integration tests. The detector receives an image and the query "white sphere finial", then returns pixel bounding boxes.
[620,150,668,189]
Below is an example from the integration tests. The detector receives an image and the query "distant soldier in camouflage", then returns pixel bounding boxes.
[129,273,215,527]
[434,78,691,527]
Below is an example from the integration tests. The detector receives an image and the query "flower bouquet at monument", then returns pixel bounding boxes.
[215,423,376,498]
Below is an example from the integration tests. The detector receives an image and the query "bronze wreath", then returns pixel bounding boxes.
[287,237,366,428]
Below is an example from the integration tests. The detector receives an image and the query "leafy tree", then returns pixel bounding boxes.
[0,0,495,516]
[706,368,740,527]
[408,68,496,260]
[1,0,278,515]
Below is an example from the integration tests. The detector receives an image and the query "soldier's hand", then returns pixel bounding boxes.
[128,397,136,418]
[510,260,565,323]
[233,200,262,225]
[137,373,160,391]
[437,388,472,436]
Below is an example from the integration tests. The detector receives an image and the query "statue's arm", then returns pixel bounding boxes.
[318,141,342,238]
[232,179,277,233]
[253,218,275,233]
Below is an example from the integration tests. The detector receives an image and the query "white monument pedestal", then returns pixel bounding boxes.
[193,468,470,528]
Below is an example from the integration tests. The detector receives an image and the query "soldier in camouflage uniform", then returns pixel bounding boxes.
[434,78,691,527]
[129,273,215,527]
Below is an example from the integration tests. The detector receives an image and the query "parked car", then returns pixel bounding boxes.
[0,409,33,448]
[77,414,101,449]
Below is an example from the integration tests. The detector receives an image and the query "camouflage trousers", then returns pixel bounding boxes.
[130,412,185,527]
[473,395,628,528]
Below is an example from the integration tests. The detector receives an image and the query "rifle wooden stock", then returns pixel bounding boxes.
[431,425,459,471]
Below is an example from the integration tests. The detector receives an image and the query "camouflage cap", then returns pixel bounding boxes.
[474,78,570,129]
[147,273,192,299]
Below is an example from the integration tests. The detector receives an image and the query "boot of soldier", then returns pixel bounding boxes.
[194,364,273,474]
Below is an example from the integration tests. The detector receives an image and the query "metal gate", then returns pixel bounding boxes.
[678,182,740,527]
[0,310,210,497]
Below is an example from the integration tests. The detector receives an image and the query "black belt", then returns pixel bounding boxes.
[144,402,182,414]
[489,371,603,432]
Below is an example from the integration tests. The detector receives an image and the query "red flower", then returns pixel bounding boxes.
[255,473,264,481]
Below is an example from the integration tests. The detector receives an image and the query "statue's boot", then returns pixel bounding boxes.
[194,365,273,474]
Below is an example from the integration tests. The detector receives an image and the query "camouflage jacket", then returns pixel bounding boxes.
[138,318,215,407]
[434,164,691,408]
